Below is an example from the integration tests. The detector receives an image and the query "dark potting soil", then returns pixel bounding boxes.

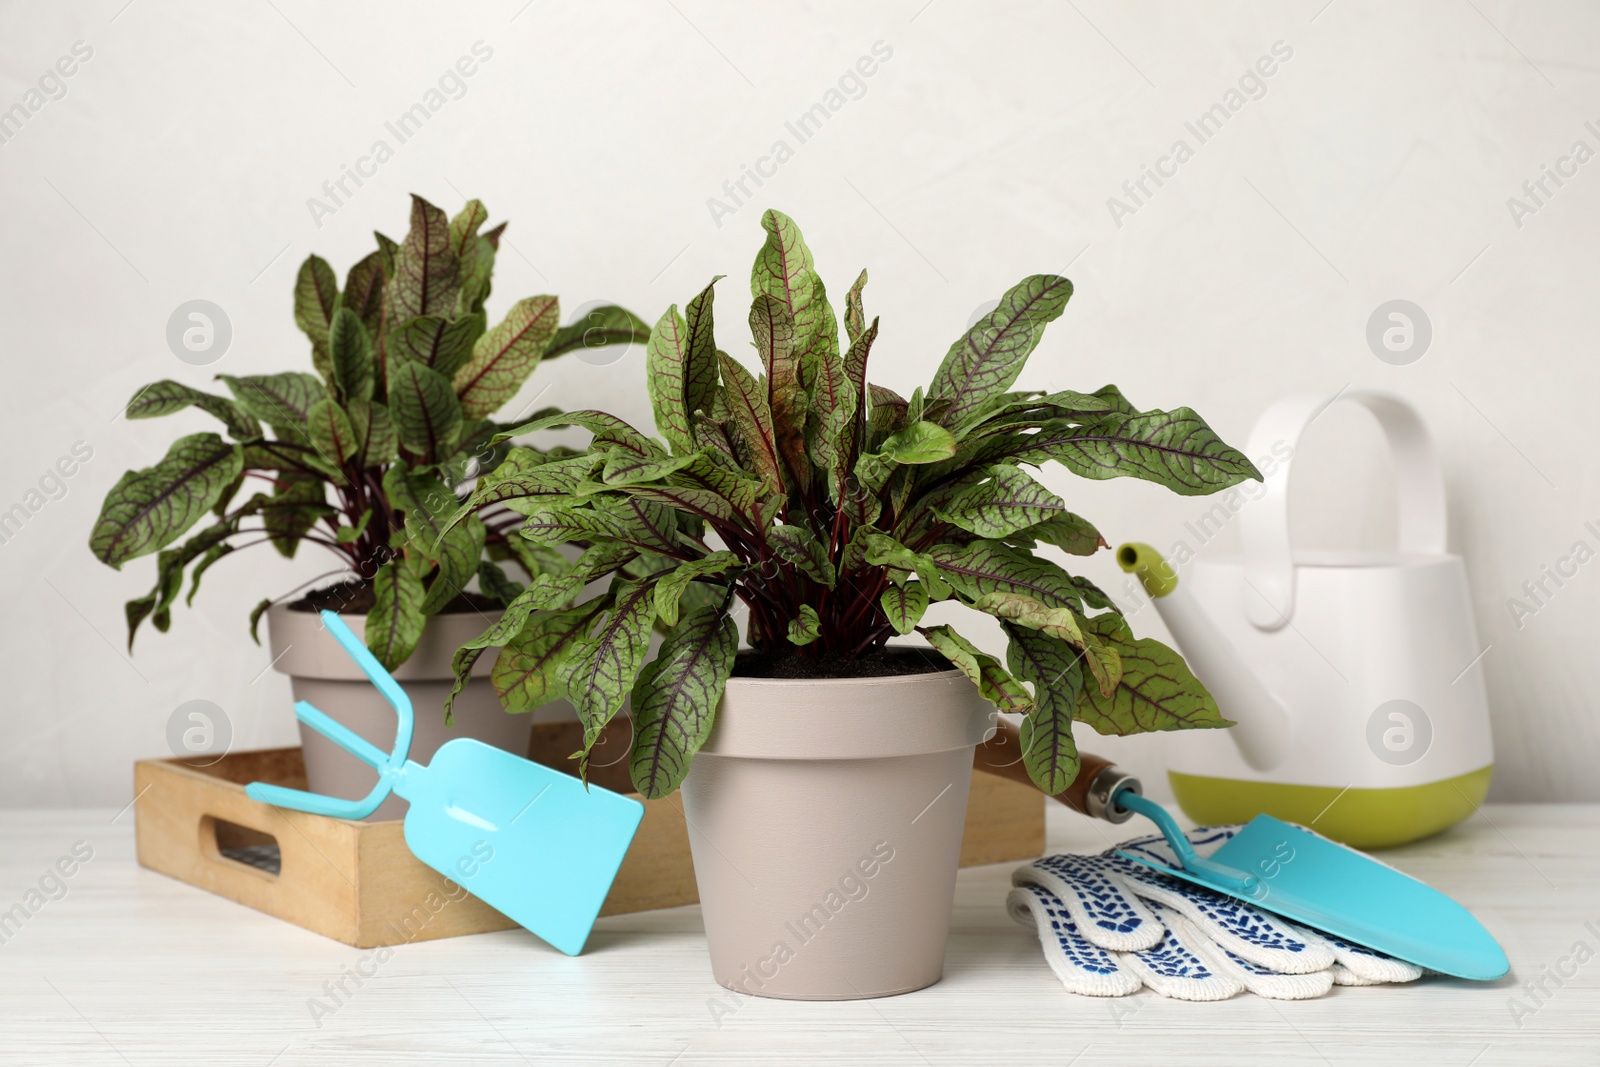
[732,646,948,680]
[287,579,501,615]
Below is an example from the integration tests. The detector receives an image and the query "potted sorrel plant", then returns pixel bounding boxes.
[439,210,1260,997]
[89,194,648,816]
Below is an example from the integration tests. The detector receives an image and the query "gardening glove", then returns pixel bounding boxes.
[1008,825,1424,1001]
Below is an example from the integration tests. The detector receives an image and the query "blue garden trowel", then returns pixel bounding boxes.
[977,726,1509,981]
[246,610,644,956]
[1110,791,1508,980]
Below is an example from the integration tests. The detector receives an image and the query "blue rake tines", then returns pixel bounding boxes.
[245,611,644,956]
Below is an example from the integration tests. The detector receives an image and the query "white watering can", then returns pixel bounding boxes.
[1117,389,1494,848]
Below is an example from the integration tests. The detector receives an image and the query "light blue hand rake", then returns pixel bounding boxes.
[246,610,644,956]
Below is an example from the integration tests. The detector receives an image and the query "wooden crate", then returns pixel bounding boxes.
[133,722,1044,947]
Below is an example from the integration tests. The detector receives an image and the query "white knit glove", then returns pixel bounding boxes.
[1008,825,1424,1001]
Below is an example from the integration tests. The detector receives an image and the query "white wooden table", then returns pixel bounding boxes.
[0,803,1594,1065]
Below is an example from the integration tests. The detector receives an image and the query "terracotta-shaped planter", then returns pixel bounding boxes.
[266,603,533,821]
[680,667,991,1000]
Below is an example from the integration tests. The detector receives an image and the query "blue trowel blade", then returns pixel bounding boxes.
[1119,815,1509,981]
[397,738,644,956]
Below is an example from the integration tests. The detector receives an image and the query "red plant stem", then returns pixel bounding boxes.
[244,471,291,490]
[481,512,523,534]
[840,569,891,631]
[908,522,951,554]
[711,519,762,558]
[849,621,894,658]
[293,531,354,552]
[734,585,779,649]
[219,537,276,552]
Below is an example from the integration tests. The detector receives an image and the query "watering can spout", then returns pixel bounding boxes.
[1117,543,1293,772]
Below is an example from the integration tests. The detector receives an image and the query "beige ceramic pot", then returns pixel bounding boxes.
[266,603,534,821]
[680,667,991,1000]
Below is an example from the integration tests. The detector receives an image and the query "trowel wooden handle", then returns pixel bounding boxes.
[974,718,1140,823]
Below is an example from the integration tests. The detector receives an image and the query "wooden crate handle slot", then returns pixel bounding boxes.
[200,815,283,878]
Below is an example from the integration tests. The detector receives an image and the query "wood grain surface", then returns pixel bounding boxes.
[1,800,1591,1064]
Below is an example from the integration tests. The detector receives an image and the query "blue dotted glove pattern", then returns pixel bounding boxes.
[1008,824,1425,1000]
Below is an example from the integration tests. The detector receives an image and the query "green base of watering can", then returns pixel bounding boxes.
[1168,764,1493,850]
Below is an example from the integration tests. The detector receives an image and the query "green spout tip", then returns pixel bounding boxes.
[1116,542,1178,598]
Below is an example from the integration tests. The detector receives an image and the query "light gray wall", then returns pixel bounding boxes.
[1,0,1595,806]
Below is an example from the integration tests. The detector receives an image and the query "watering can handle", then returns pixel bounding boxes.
[1239,389,1447,631]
